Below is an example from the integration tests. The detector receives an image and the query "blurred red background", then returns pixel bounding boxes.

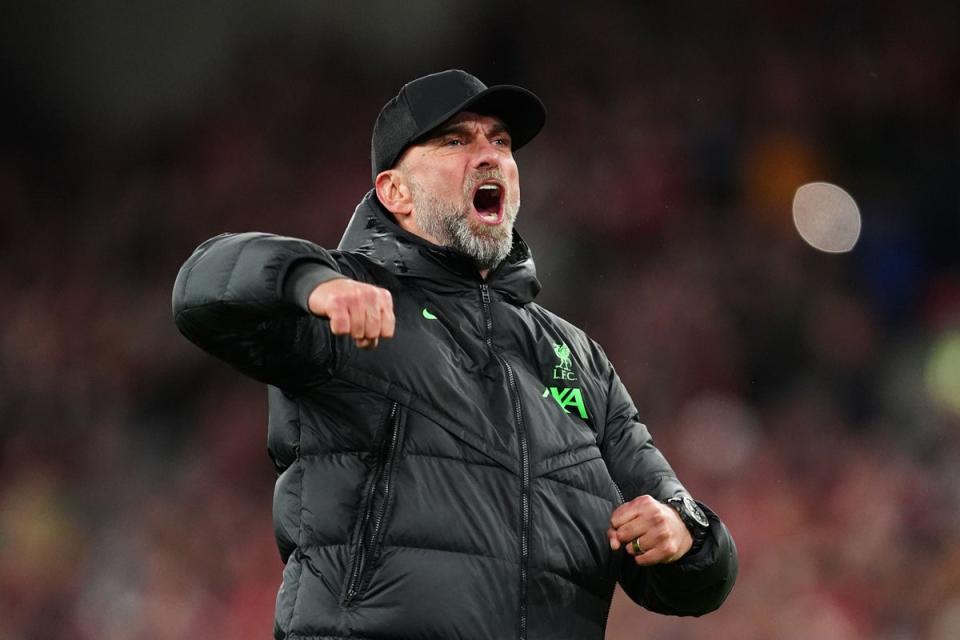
[1,2,958,638]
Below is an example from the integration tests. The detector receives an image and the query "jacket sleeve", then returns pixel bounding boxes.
[599,364,738,616]
[172,232,348,391]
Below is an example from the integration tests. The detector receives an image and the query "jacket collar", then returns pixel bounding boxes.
[337,190,541,305]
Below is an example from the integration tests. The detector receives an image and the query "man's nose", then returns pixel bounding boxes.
[470,136,502,169]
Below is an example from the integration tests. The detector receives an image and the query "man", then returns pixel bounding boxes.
[173,69,737,639]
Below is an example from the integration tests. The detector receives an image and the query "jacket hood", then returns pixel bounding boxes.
[337,190,541,305]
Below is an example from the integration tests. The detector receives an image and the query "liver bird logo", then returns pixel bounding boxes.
[553,343,572,371]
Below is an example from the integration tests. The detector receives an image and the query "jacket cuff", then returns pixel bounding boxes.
[282,260,345,313]
[648,501,735,585]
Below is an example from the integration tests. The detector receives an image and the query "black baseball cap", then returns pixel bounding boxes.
[370,69,546,181]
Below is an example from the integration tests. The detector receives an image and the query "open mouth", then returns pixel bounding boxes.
[471,182,504,225]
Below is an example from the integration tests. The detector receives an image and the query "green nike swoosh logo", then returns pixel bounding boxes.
[422,308,438,320]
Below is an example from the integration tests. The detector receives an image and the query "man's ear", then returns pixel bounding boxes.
[375,170,413,221]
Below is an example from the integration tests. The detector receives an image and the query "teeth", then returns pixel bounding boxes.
[478,184,499,191]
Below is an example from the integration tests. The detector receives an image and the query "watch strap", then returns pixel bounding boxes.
[665,496,709,555]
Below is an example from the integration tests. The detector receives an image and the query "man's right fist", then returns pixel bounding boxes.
[307,279,395,349]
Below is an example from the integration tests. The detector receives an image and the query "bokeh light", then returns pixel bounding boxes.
[926,330,960,416]
[792,181,862,253]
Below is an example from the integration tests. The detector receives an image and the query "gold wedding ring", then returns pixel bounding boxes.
[630,538,644,555]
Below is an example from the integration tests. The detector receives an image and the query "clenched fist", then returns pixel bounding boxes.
[607,495,692,566]
[308,278,395,349]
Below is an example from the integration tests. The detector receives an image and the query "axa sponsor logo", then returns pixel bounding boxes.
[543,386,588,420]
[544,342,588,420]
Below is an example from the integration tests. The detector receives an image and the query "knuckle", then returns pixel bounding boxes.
[346,292,363,308]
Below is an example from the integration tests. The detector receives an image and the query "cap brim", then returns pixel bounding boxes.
[411,84,546,153]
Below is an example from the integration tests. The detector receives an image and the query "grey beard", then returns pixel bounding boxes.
[410,182,519,273]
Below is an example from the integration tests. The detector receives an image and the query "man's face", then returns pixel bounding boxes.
[397,112,521,272]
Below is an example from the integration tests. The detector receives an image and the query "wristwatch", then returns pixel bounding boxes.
[665,495,710,555]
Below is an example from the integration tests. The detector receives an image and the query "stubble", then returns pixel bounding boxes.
[408,170,520,272]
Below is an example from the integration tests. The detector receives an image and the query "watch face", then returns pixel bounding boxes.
[682,496,710,528]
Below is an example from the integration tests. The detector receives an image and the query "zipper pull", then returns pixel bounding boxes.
[480,284,491,304]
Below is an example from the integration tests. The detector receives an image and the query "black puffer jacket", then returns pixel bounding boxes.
[172,191,737,640]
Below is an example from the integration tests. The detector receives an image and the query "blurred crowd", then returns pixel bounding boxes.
[1,3,959,639]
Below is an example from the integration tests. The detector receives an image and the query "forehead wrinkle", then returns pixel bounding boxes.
[429,122,473,140]
[429,113,509,141]
[483,118,509,134]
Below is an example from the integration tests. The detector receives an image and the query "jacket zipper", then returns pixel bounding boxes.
[480,283,530,640]
[367,403,403,563]
[344,401,401,604]
[601,481,626,630]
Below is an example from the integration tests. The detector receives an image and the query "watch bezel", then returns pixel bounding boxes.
[669,495,710,529]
